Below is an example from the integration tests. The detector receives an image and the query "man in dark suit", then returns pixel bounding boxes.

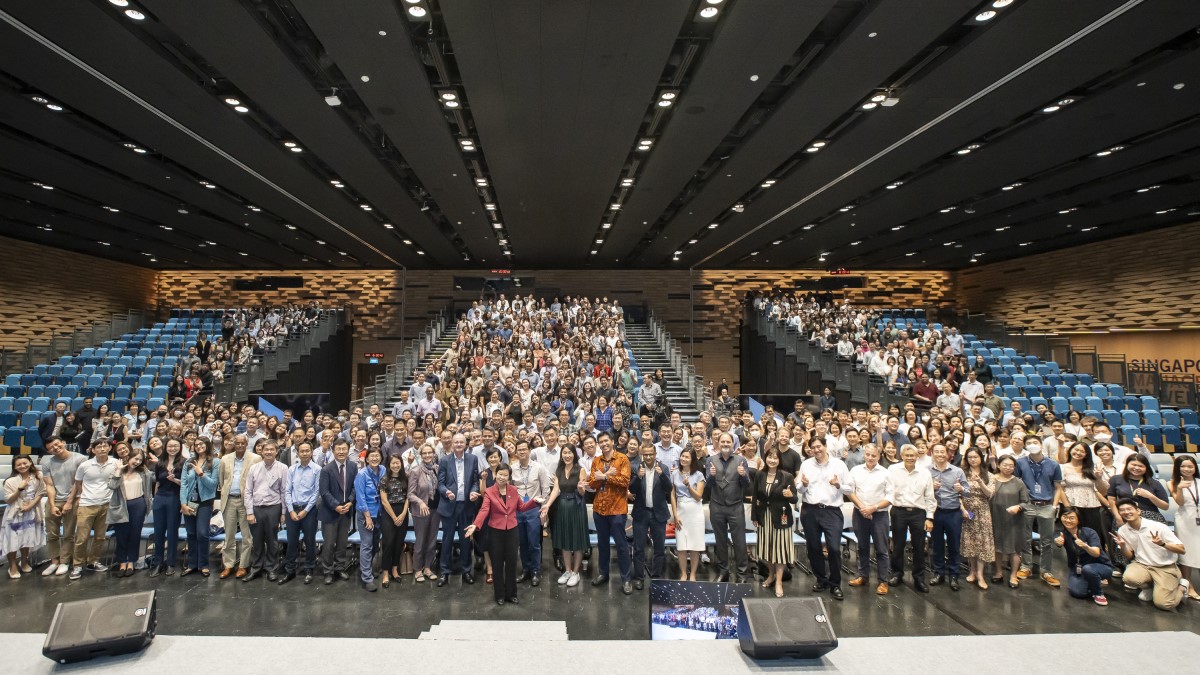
[318,438,357,584]
[629,442,672,590]
[436,432,481,586]
[38,401,69,447]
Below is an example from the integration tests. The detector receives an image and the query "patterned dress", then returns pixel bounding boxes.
[960,472,995,562]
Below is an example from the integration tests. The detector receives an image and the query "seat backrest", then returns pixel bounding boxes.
[1143,410,1162,427]
[1121,410,1140,426]
[1086,396,1104,411]
[1140,396,1158,411]
[1162,410,1180,427]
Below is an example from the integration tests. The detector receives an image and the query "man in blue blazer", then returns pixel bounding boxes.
[436,432,481,586]
[318,439,357,585]
[629,443,673,590]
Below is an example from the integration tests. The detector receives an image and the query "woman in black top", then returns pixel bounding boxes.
[1107,455,1169,525]
[751,447,798,597]
[378,454,410,589]
[150,438,184,576]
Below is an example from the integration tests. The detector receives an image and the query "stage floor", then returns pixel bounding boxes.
[6,631,1200,674]
[1,561,1196,641]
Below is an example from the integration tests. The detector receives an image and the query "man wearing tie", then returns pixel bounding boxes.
[797,437,851,601]
[318,439,358,585]
[436,432,481,587]
[629,442,672,590]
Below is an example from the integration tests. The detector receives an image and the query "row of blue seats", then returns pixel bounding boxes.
[1,387,170,412]
[3,370,174,396]
[10,360,177,384]
[977,360,1060,374]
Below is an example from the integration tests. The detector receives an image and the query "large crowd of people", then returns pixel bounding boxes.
[2,294,1196,618]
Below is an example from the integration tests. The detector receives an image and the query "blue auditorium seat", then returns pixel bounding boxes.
[1187,426,1200,453]
[3,427,23,451]
[1163,425,1182,452]
[1140,396,1158,411]
[1162,410,1180,428]
[1101,410,1121,430]
[1139,426,1162,449]
[13,397,30,413]
[0,411,16,427]
[1143,410,1162,427]
[1050,397,1069,416]
[1119,425,1140,445]
[30,397,50,413]
[1121,410,1140,427]
[24,428,42,451]
[1054,385,1072,399]
[1078,374,1094,385]
[1123,396,1142,412]
[20,411,39,428]
[1181,409,1199,427]
[1068,396,1086,413]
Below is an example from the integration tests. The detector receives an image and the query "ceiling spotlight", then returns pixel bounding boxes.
[408,6,427,18]
[99,241,111,246]
[224,97,241,106]
[939,206,956,213]
[360,204,372,211]
[122,142,146,154]
[803,224,815,230]
[1136,185,1160,193]
[610,203,621,210]
[637,138,654,150]
[160,225,172,231]
[124,9,146,21]
[315,239,326,245]
[657,99,673,108]
[109,0,130,6]
[1058,97,1076,106]
[102,206,120,213]
[887,181,903,189]
[440,91,457,101]
[284,141,297,148]
[839,205,855,212]
[200,181,216,189]
[592,250,599,255]
[850,241,861,246]
[861,101,878,110]
[402,239,413,245]
[30,95,49,104]
[731,203,745,213]
[1058,207,1076,214]
[492,222,502,229]
[247,205,261,212]
[444,99,460,109]
[1019,241,1032,246]
[460,139,477,151]
[760,180,776,188]
[1095,145,1124,156]
[992,0,1014,7]
[705,223,718,230]
[233,105,249,113]
[330,179,344,188]
[698,6,719,18]
[975,10,997,22]
[996,226,1010,231]
[1001,182,1023,191]
[475,178,489,186]
[45,102,64,112]
[660,91,678,100]
[891,225,904,231]
[621,178,634,187]
[484,202,496,210]
[285,224,296,230]
[1156,208,1176,214]
[870,93,887,103]
[750,251,760,256]
[905,252,916,257]
[1042,104,1061,113]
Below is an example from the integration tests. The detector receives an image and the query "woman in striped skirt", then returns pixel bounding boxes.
[752,447,798,597]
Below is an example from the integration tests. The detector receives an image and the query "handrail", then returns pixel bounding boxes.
[350,307,450,411]
[0,308,151,378]
[646,310,709,414]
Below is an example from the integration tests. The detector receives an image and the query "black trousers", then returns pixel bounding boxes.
[249,504,282,574]
[489,526,519,601]
[631,510,666,580]
[800,504,843,586]
[890,506,927,582]
[379,512,410,571]
[284,507,318,574]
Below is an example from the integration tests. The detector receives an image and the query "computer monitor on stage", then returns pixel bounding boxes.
[649,580,753,641]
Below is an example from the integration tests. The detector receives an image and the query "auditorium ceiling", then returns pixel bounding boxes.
[0,0,1198,270]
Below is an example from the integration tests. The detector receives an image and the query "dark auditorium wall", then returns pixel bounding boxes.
[955,222,1200,331]
[155,268,953,395]
[0,235,158,351]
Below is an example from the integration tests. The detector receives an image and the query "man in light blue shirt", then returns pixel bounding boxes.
[1014,437,1065,587]
[927,443,970,589]
[281,442,320,584]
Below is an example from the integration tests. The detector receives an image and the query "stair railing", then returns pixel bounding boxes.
[646,310,709,415]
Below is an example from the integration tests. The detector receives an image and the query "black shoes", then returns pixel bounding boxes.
[496,598,506,606]
[365,579,379,592]
[915,580,930,593]
[929,575,945,586]
[830,586,844,601]
[266,572,279,583]
[515,572,531,584]
[949,577,960,591]
[634,578,645,591]
[336,570,352,581]
[242,570,261,582]
[591,575,609,586]
[714,573,730,583]
[437,575,449,587]
[463,573,476,585]
[508,596,519,605]
[887,574,902,587]
[278,572,296,585]
[622,581,633,595]
[149,565,165,578]
[324,574,334,585]
[530,574,541,587]
[812,581,829,593]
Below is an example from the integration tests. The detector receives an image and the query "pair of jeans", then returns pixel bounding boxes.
[183,502,213,570]
[800,504,843,586]
[357,510,382,583]
[113,498,147,565]
[152,492,181,567]
[1067,562,1114,598]
[516,508,542,574]
[931,508,963,578]
[852,509,891,581]
[593,512,632,581]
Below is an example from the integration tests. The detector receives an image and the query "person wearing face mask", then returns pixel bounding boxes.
[1013,437,1064,587]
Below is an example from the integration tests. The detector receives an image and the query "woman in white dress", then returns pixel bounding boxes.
[2,455,46,579]
[670,446,707,582]
[1168,455,1200,600]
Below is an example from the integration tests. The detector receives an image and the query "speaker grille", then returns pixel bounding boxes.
[49,592,154,647]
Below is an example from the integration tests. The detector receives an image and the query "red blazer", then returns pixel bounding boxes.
[472,483,540,531]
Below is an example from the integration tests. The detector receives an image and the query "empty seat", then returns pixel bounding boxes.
[1163,425,1182,452]
[1102,410,1122,430]
[1121,410,1141,427]
[1119,425,1140,445]
[1013,375,1029,388]
[1188,425,1200,453]
[1086,396,1105,412]
[1181,409,1199,426]
[1107,384,1125,398]
[1139,425,1162,449]
[1078,374,1094,385]
[1140,396,1159,411]
[1055,385,1072,399]
[1075,385,1092,398]
[1123,396,1142,412]
[1068,396,1086,413]
[20,411,39,428]
[1143,410,1162,427]
[1051,397,1069,416]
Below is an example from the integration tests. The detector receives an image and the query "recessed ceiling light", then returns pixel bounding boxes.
[637,138,653,150]
[621,178,634,186]
[45,103,64,112]
[31,181,53,190]
[760,180,776,188]
[773,240,783,245]
[315,239,326,245]
[160,225,172,231]
[1081,227,1096,232]
[1001,182,1023,191]
[1042,105,1060,113]
[233,105,249,113]
[698,6,719,18]
[731,203,745,213]
[109,0,130,6]
[444,99,460,108]
[939,206,956,213]
[240,251,249,256]
[1058,97,1076,106]
[905,252,916,256]
[839,205,855,212]
[200,181,216,189]
[247,205,261,212]
[224,97,241,106]
[850,241,861,246]
[1173,83,1185,90]
[688,239,698,245]
[285,224,296,230]
[99,241,111,246]
[595,239,604,244]
[124,9,146,21]
[484,203,496,211]
[861,101,878,110]
[1095,145,1124,157]
[408,6,427,18]
[475,178,489,186]
[891,225,904,231]
[993,0,1014,7]
[803,224,815,230]
[750,251,759,256]
[1156,208,1176,214]
[996,226,1010,231]
[360,204,372,211]
[440,92,457,101]
[887,181,903,189]
[102,206,119,212]
[1019,241,1032,246]
[975,10,997,22]
[330,179,344,187]
[492,222,502,229]
[1058,207,1076,214]
[870,93,887,103]
[610,203,621,210]
[708,223,718,229]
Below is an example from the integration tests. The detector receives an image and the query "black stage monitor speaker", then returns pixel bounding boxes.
[737,596,837,660]
[43,590,157,664]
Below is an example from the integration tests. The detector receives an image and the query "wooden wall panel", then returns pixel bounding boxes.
[0,236,157,351]
[954,221,1200,331]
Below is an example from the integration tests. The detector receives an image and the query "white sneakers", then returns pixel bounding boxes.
[557,572,571,585]
[1138,588,1153,602]
[69,567,83,580]
[42,564,57,577]
[55,564,69,576]
[566,572,580,587]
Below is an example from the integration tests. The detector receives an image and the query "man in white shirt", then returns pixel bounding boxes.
[69,440,121,579]
[958,371,984,417]
[887,445,935,593]
[847,444,893,595]
[1113,498,1188,611]
[243,416,266,452]
[796,438,850,600]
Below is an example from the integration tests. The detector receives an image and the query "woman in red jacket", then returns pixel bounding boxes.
[465,463,541,605]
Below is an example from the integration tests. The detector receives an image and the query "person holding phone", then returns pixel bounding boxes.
[1053,506,1112,605]
[1112,497,1189,611]
[465,463,541,605]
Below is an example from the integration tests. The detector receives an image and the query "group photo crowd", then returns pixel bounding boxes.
[2,294,1197,616]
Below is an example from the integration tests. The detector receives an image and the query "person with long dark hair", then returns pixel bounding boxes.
[547,444,587,587]
[752,446,797,597]
[108,449,152,576]
[378,454,410,589]
[180,437,218,577]
[990,455,1028,588]
[671,445,707,581]
[959,447,995,590]
[150,438,184,577]
[1061,441,1107,539]
[1107,455,1169,525]
[1053,506,1112,606]
[2,455,45,579]
[1168,455,1200,600]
